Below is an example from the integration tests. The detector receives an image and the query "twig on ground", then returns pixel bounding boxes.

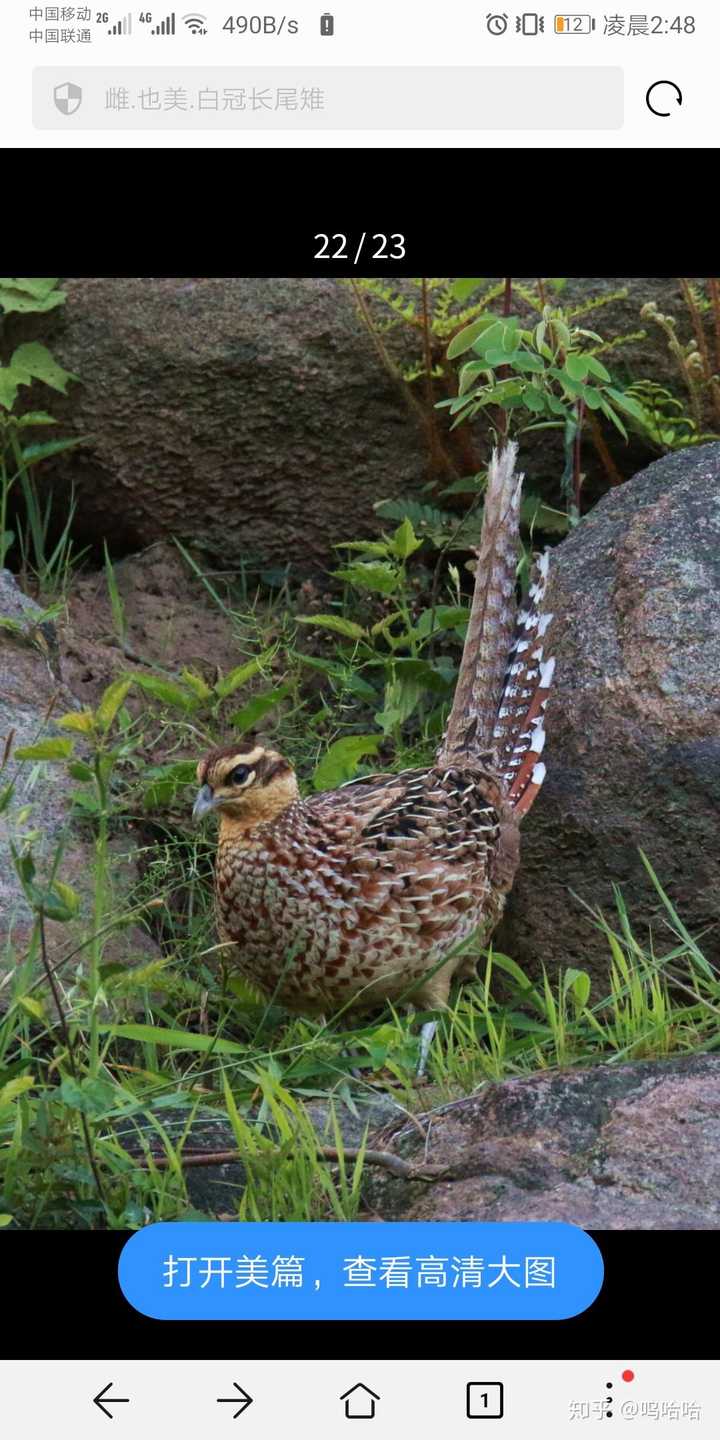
[140,1144,446,1182]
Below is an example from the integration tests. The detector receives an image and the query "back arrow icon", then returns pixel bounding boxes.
[217,1383,254,1420]
[93,1383,130,1420]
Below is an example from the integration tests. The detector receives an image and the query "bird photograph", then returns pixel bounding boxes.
[192,443,553,1078]
[1,275,719,1230]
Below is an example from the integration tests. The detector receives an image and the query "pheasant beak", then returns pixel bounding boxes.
[192,783,216,821]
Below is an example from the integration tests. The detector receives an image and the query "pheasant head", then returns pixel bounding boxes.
[193,742,299,836]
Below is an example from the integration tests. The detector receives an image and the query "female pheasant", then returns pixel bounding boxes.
[193,442,554,1072]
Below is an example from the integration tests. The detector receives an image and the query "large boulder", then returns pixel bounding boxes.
[12,277,711,568]
[364,1055,720,1228]
[500,442,720,983]
[26,277,430,569]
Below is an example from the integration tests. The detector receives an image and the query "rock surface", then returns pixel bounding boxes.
[12,276,706,568]
[499,441,720,984]
[30,277,430,569]
[363,1055,720,1228]
[0,569,151,966]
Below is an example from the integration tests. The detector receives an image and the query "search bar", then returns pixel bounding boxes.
[34,66,623,130]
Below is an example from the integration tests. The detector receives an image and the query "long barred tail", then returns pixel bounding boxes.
[436,440,554,819]
[437,442,522,767]
[494,551,554,817]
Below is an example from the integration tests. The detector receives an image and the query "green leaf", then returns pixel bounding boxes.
[67,760,93,782]
[390,517,422,559]
[0,781,15,815]
[57,709,96,734]
[333,561,399,596]
[564,354,589,381]
[0,279,66,314]
[21,437,88,465]
[584,355,612,382]
[376,675,424,733]
[599,396,628,440]
[335,539,391,558]
[511,352,546,373]
[18,994,46,1021]
[582,386,603,410]
[213,649,274,700]
[14,738,73,761]
[9,341,77,394]
[141,760,198,807]
[521,387,546,414]
[389,659,454,694]
[0,277,62,299]
[26,879,78,922]
[0,1075,36,1107]
[133,673,194,711]
[413,604,469,639]
[180,669,214,702]
[470,320,506,358]
[312,733,382,791]
[59,1076,118,1115]
[0,369,20,410]
[230,682,292,733]
[15,410,58,427]
[97,1022,247,1055]
[446,315,497,360]
[449,278,485,303]
[457,361,487,396]
[520,494,571,535]
[295,613,365,639]
[53,880,81,918]
[606,387,648,420]
[564,967,591,1008]
[96,677,133,732]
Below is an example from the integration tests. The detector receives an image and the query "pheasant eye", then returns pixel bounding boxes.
[230,764,251,786]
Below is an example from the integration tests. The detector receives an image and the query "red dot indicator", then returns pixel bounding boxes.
[622,1371,635,1383]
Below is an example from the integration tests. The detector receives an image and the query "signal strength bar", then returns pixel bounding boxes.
[151,11,176,32]
[108,11,132,32]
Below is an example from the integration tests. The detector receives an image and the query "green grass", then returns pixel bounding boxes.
[1,831,718,1231]
[1,552,719,1231]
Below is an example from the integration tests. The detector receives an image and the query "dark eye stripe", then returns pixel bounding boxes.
[261,758,291,785]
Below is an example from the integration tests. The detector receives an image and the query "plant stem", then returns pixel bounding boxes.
[37,911,107,1218]
[573,396,586,512]
[419,278,447,477]
[585,409,624,487]
[492,278,513,450]
[90,758,109,1080]
[350,280,457,480]
[709,278,720,376]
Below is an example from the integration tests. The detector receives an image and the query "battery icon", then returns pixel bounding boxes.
[320,11,334,33]
[554,13,596,31]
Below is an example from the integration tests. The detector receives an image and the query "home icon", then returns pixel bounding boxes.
[340,1383,381,1420]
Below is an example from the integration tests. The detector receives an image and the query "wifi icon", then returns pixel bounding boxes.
[183,12,207,32]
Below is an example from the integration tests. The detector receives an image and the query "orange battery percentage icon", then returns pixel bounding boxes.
[554,14,596,31]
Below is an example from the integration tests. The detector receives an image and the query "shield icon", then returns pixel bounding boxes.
[54,82,82,116]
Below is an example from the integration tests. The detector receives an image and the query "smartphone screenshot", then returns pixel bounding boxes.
[1,0,718,1427]
[0,0,715,145]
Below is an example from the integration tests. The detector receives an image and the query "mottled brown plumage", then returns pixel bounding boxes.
[193,443,554,1057]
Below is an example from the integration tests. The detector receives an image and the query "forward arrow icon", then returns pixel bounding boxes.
[217,1383,254,1419]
